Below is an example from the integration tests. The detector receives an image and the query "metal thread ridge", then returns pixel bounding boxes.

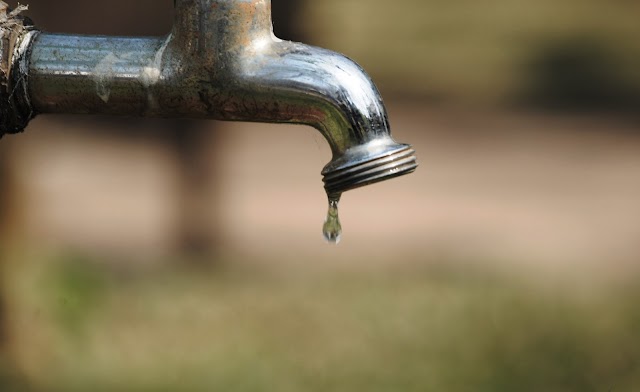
[323,145,418,195]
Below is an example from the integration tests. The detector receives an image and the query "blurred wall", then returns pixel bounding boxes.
[1,0,639,268]
[25,0,173,35]
[1,3,639,388]
[302,0,640,110]
[5,3,640,390]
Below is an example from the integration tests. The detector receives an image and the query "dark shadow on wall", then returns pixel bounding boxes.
[518,37,640,114]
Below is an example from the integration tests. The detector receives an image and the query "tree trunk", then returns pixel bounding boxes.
[169,121,221,258]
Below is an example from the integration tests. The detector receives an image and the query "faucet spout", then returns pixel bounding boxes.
[238,40,418,196]
[0,0,417,197]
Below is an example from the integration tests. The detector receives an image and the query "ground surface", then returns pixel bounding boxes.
[2,104,640,390]
[7,102,640,275]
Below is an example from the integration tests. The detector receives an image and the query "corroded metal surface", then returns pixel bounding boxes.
[3,0,417,195]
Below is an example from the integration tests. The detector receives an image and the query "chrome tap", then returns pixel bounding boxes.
[0,0,416,197]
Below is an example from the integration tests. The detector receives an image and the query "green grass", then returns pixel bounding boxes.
[3,254,640,391]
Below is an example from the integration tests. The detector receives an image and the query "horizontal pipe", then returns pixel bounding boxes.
[29,33,169,116]
[28,32,390,158]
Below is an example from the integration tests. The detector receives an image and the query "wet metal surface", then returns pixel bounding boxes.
[3,0,416,195]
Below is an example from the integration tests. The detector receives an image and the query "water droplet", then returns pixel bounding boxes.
[323,194,342,244]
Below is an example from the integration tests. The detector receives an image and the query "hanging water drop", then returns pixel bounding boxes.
[323,194,342,244]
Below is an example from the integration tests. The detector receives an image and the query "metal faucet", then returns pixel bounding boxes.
[0,0,416,197]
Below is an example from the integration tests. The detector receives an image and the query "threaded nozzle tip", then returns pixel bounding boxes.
[322,143,417,195]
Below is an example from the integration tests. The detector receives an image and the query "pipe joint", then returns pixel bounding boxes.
[0,2,37,138]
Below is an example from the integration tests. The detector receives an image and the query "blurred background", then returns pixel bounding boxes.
[1,0,640,390]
